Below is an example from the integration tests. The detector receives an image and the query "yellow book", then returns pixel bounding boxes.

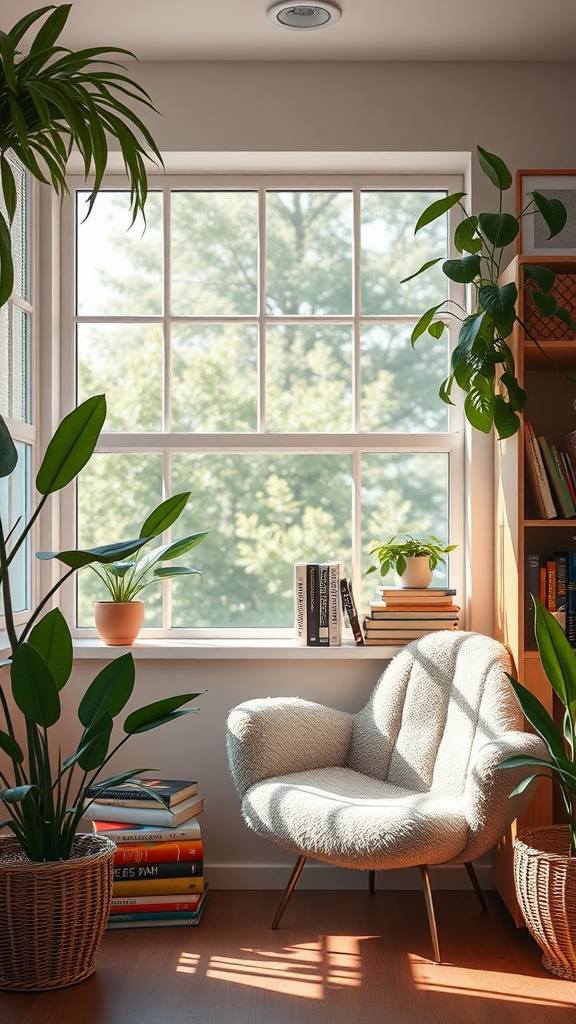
[112,876,205,897]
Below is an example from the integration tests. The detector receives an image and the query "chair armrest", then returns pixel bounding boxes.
[456,731,550,863]
[226,697,354,798]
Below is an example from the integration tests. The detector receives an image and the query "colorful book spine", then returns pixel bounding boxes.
[340,578,364,645]
[306,563,320,645]
[85,794,204,826]
[113,860,203,882]
[113,840,203,865]
[318,564,330,645]
[523,421,557,519]
[111,892,204,910]
[293,562,307,646]
[328,562,343,646]
[554,551,567,631]
[538,436,576,518]
[567,551,576,648]
[112,876,205,897]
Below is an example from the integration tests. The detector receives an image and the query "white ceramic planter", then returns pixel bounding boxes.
[394,555,433,589]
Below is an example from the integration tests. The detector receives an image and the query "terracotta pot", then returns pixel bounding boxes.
[0,833,115,991]
[393,555,433,589]
[94,600,145,645]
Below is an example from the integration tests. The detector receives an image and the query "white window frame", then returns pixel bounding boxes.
[59,170,466,640]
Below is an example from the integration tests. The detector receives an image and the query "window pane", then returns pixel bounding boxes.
[171,192,258,315]
[361,324,449,432]
[171,324,257,431]
[77,324,163,432]
[76,454,163,627]
[171,453,352,627]
[0,442,30,613]
[0,305,29,423]
[76,191,163,316]
[266,192,353,315]
[361,452,450,612]
[266,324,352,432]
[361,191,448,314]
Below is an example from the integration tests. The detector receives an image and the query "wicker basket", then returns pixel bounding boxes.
[514,825,576,980]
[0,832,115,991]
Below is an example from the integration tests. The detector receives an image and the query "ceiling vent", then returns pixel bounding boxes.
[267,1,342,30]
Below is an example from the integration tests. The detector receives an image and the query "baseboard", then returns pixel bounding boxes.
[207,859,494,891]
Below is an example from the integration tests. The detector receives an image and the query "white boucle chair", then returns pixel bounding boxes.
[226,630,547,962]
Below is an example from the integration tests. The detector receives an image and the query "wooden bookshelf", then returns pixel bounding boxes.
[492,254,576,923]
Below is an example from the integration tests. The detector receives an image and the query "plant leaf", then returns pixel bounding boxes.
[410,304,444,346]
[532,191,568,239]
[532,290,558,318]
[478,282,518,326]
[454,216,482,254]
[478,212,519,248]
[414,192,466,233]
[477,146,513,190]
[442,254,481,284]
[0,730,24,763]
[427,321,445,340]
[76,713,114,772]
[27,609,73,691]
[0,210,15,307]
[36,537,151,568]
[36,395,106,494]
[534,598,576,711]
[139,493,191,540]
[124,692,205,734]
[493,394,521,439]
[524,264,555,293]
[464,374,495,433]
[399,258,442,285]
[11,644,60,727]
[0,415,18,478]
[78,653,135,728]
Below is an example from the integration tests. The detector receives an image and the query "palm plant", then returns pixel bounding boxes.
[0,3,162,305]
[498,597,576,856]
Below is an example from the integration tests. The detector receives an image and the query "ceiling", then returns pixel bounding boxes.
[3,0,576,62]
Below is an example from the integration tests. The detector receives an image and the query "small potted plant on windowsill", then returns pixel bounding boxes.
[83,496,208,645]
[367,533,456,589]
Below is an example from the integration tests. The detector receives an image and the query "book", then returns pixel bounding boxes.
[88,778,197,809]
[294,562,307,646]
[107,888,209,928]
[328,562,343,646]
[559,451,576,507]
[108,911,205,925]
[111,891,204,911]
[92,815,203,843]
[377,587,456,597]
[554,551,567,631]
[546,560,557,611]
[567,551,576,647]
[363,627,458,639]
[85,795,204,827]
[112,875,205,897]
[340,578,364,645]
[524,420,557,519]
[113,839,203,865]
[363,617,458,631]
[368,607,460,620]
[306,563,320,645]
[538,436,576,518]
[113,860,203,882]
[319,563,330,645]
[525,552,541,646]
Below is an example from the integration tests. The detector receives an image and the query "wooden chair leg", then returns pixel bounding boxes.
[271,855,307,929]
[368,869,375,894]
[464,860,488,912]
[420,865,441,964]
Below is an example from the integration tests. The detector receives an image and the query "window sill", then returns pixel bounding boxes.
[70,638,395,660]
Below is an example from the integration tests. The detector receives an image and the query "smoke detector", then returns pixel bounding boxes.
[267,1,342,30]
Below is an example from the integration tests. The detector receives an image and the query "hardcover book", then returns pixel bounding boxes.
[113,860,203,881]
[112,875,205,897]
[113,839,203,865]
[88,778,198,809]
[85,795,204,828]
[92,815,203,843]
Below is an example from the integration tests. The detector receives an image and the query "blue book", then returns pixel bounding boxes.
[566,551,576,648]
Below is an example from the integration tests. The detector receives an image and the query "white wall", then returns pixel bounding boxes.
[42,60,576,888]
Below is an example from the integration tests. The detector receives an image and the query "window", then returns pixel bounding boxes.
[64,173,464,637]
[0,156,33,618]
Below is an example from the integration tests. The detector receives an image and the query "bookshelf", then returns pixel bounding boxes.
[493,254,576,923]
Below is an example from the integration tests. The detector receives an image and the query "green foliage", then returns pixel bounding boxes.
[0,4,162,305]
[403,146,575,439]
[366,533,457,579]
[0,401,205,862]
[497,598,576,856]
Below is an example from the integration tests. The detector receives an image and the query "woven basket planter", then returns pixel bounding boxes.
[514,825,576,980]
[0,832,115,991]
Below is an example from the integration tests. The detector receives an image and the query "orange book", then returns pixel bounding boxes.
[113,840,203,865]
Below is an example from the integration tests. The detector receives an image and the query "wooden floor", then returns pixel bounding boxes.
[2,888,576,1024]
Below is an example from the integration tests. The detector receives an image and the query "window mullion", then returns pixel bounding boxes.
[258,187,266,433]
[353,186,362,433]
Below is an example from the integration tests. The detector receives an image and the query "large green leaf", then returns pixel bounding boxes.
[532,191,567,239]
[36,537,150,568]
[0,415,18,478]
[478,282,518,325]
[524,264,555,293]
[478,212,519,248]
[78,653,135,728]
[458,312,487,353]
[27,609,73,691]
[477,146,513,190]
[139,493,191,540]
[534,598,576,712]
[506,672,567,762]
[463,374,495,433]
[399,258,442,285]
[442,254,481,284]
[414,192,466,233]
[0,730,24,763]
[76,713,114,772]
[454,216,482,254]
[36,395,106,495]
[124,692,205,734]
[493,395,521,439]
[135,532,209,573]
[152,567,202,580]
[532,290,558,318]
[0,210,14,307]
[11,644,60,727]
[410,304,444,346]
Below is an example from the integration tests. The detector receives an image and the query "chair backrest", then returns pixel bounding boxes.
[346,631,520,796]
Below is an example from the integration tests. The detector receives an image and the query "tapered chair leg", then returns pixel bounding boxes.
[271,855,307,929]
[368,870,375,894]
[420,865,441,964]
[464,860,488,912]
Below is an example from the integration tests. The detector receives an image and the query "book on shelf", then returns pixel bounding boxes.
[328,562,343,646]
[113,860,203,882]
[93,816,202,844]
[294,561,343,646]
[368,606,460,620]
[87,778,197,809]
[294,562,307,646]
[306,563,320,645]
[524,420,557,519]
[559,451,576,507]
[112,874,205,897]
[319,563,330,645]
[363,617,458,632]
[363,626,458,639]
[537,435,576,518]
[340,577,364,645]
[111,891,205,911]
[113,839,203,865]
[567,551,576,648]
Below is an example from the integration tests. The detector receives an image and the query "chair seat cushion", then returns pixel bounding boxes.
[241,766,469,871]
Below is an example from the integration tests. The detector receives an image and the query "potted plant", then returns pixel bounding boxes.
[402,146,575,439]
[497,597,576,979]
[366,533,456,589]
[70,497,207,646]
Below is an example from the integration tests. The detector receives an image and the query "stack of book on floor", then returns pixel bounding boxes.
[363,587,460,645]
[84,778,208,929]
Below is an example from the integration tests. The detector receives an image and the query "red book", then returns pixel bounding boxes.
[113,840,203,865]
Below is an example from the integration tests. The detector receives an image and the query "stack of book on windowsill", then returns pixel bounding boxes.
[362,587,460,646]
[84,778,208,929]
[294,561,348,646]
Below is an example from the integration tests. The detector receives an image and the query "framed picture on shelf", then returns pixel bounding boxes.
[517,170,576,255]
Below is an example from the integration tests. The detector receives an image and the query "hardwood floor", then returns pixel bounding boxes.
[2,888,576,1024]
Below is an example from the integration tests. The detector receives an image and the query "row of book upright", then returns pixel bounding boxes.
[526,550,576,646]
[83,777,208,929]
[294,562,364,646]
[525,422,576,519]
[362,586,460,645]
